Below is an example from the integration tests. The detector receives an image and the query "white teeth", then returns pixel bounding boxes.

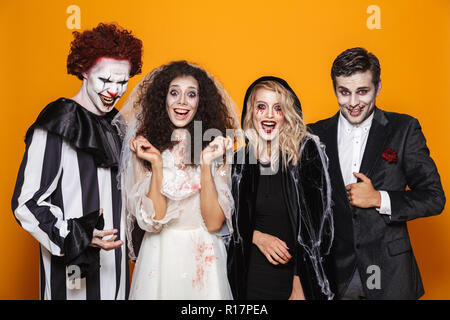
[262,121,276,127]
[174,108,189,114]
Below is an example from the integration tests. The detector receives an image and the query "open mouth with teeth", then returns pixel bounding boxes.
[346,105,366,117]
[99,93,118,108]
[173,108,191,120]
[261,120,277,134]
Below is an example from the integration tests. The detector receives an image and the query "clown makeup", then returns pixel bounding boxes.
[166,76,199,128]
[335,69,381,125]
[83,57,132,115]
[252,88,285,142]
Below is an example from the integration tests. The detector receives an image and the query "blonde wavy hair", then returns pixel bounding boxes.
[243,80,307,169]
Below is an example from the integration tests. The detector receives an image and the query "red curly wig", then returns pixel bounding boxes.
[67,23,143,80]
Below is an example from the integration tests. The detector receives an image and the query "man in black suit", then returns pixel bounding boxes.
[309,47,445,299]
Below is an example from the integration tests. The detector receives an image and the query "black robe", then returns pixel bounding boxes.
[12,98,127,299]
[226,76,334,300]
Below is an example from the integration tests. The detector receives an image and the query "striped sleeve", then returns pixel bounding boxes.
[12,128,69,256]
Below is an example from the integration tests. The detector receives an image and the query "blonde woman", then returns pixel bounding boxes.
[228,76,334,300]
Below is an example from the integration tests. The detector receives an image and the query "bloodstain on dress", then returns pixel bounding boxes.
[191,237,217,290]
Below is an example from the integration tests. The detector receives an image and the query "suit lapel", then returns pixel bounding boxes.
[320,112,349,203]
[359,108,391,179]
[318,109,390,207]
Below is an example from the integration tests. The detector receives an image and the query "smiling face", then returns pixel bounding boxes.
[334,69,381,125]
[251,88,285,142]
[166,75,199,128]
[83,57,131,115]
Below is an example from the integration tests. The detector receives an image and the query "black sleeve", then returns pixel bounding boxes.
[64,210,105,278]
[296,137,334,299]
[12,128,105,278]
[388,118,445,222]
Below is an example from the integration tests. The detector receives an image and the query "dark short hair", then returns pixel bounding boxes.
[67,23,143,80]
[331,47,381,90]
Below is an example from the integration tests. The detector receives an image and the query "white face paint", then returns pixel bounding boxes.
[166,76,199,128]
[252,88,285,142]
[334,70,381,125]
[83,57,131,115]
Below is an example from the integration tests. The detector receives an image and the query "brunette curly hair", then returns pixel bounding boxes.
[136,61,236,167]
[67,23,143,80]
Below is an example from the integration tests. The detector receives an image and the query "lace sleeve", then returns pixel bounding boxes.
[132,153,186,233]
[132,171,162,233]
[122,154,159,232]
[211,161,234,243]
[122,150,182,259]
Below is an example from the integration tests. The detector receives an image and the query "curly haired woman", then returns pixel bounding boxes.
[117,61,239,299]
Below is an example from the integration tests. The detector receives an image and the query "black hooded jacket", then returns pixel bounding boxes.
[227,77,334,300]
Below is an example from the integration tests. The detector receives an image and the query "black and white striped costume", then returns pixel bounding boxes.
[12,98,128,300]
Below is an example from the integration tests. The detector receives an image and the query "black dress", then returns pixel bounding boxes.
[246,164,295,299]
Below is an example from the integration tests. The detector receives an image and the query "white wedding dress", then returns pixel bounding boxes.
[127,142,234,300]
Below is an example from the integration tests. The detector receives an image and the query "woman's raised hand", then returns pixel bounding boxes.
[130,136,162,167]
[201,136,233,165]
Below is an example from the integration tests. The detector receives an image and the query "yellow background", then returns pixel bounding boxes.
[1,0,449,299]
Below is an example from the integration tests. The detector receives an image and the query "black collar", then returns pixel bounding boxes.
[26,98,122,168]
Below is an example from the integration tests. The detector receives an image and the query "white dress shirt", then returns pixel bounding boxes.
[337,112,391,215]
